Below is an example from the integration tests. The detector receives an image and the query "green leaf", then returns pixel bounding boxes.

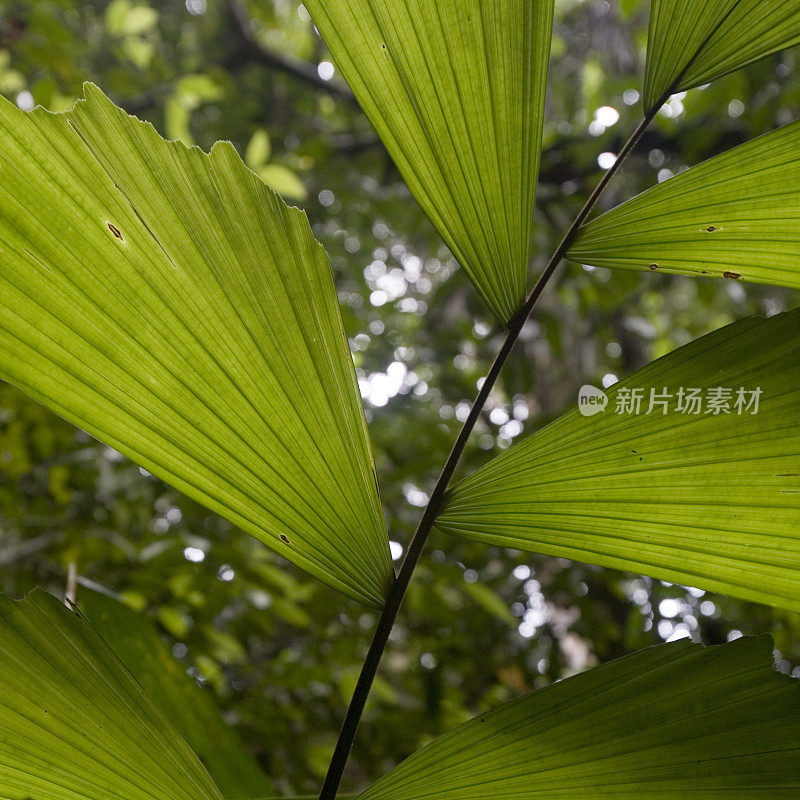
[438,311,800,610]
[461,581,516,625]
[105,0,158,37]
[358,636,800,799]
[0,588,223,800]
[258,163,308,201]
[302,0,554,322]
[78,589,272,799]
[567,121,800,290]
[246,128,272,167]
[0,84,392,607]
[643,1,800,111]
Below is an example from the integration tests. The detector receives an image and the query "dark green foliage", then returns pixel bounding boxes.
[0,0,798,794]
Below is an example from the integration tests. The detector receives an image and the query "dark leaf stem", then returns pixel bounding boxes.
[318,106,660,800]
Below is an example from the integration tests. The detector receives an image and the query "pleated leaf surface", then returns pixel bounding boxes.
[438,311,800,610]
[79,589,271,799]
[567,121,800,290]
[0,84,392,607]
[358,636,800,799]
[643,0,800,111]
[302,0,554,322]
[0,589,223,800]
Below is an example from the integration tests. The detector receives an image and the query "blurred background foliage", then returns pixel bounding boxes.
[0,0,798,795]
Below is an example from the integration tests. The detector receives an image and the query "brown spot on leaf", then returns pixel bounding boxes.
[705,225,717,232]
[107,222,124,241]
[279,534,290,544]
[723,271,740,279]
[648,263,658,271]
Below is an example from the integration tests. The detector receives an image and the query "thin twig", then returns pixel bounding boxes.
[65,561,78,605]
[318,106,658,800]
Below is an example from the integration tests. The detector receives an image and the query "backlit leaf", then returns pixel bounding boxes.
[644,1,800,111]
[0,84,392,607]
[358,636,800,798]
[0,589,223,800]
[438,311,800,610]
[567,121,800,290]
[79,589,271,799]
[302,0,555,322]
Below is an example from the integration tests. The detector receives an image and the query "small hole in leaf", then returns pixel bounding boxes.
[107,222,124,241]
[648,263,658,271]
[279,534,290,544]
[705,225,717,232]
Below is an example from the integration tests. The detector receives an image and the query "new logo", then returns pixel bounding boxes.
[578,384,608,417]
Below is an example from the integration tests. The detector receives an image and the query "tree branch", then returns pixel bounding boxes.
[225,0,358,105]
